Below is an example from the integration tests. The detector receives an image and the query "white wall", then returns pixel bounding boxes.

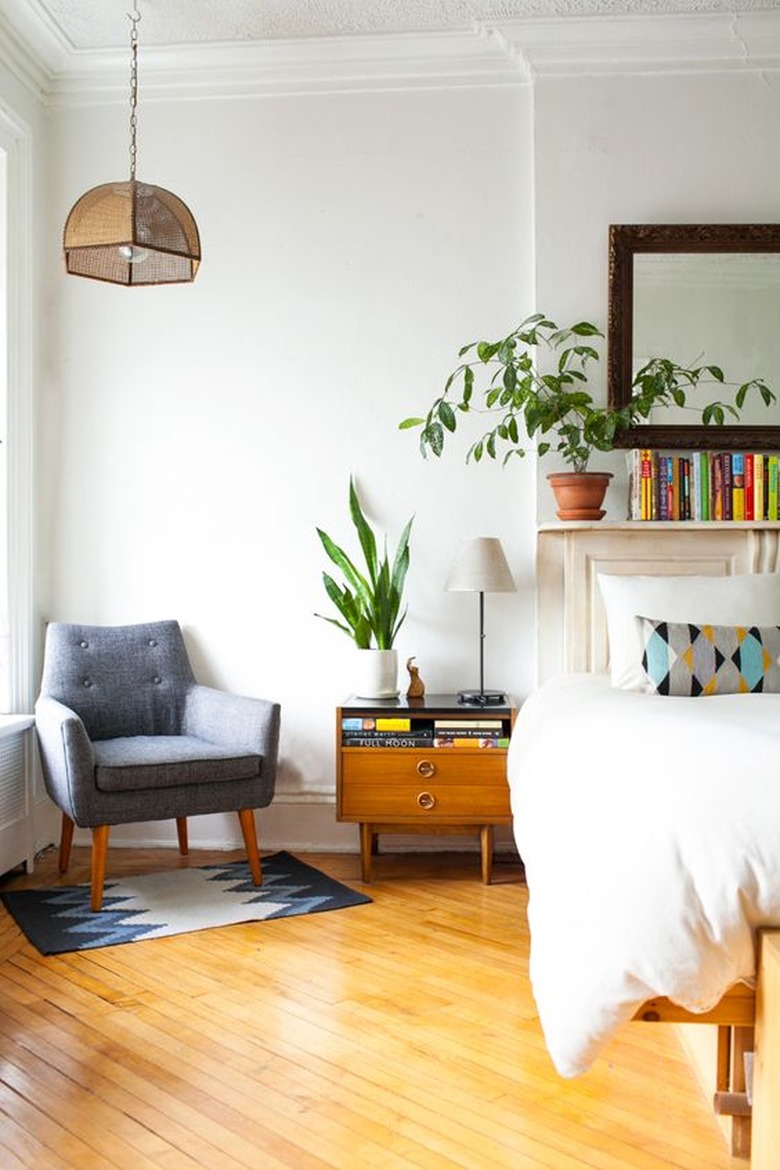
[41,82,537,849]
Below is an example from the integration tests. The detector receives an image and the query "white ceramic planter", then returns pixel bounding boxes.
[355,648,399,699]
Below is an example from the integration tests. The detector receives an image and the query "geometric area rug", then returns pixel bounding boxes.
[0,851,372,956]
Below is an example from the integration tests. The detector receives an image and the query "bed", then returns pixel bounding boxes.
[508,522,780,1164]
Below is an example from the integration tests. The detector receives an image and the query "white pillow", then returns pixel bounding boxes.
[597,572,780,691]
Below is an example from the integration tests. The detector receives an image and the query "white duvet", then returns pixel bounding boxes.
[508,672,780,1078]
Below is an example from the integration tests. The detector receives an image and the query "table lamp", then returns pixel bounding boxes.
[445,536,516,705]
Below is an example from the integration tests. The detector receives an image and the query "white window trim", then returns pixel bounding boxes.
[0,101,33,715]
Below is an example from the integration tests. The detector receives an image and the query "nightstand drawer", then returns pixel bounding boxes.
[340,780,510,821]
[341,750,507,788]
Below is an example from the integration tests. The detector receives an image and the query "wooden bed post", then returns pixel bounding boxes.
[752,930,780,1169]
[727,1027,754,1159]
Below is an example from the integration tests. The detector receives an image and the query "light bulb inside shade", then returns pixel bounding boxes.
[118,244,150,264]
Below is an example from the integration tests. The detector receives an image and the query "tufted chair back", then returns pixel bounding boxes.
[39,620,195,741]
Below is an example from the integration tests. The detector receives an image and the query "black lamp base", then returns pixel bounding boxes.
[457,689,506,707]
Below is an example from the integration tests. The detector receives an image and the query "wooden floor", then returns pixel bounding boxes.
[0,845,745,1170]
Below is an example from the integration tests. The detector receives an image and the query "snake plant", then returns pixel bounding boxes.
[316,479,413,650]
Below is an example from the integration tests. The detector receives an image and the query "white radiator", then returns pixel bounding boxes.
[0,716,34,877]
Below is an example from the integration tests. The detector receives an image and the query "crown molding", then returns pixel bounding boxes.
[0,10,778,106]
[43,30,528,107]
[0,13,52,99]
[493,11,780,77]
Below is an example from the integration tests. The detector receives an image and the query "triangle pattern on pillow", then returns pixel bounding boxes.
[639,618,780,696]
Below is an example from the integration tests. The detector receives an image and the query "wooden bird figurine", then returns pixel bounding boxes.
[406,656,425,699]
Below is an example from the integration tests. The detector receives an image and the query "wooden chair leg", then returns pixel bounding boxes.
[59,813,75,874]
[90,824,111,912]
[237,808,262,886]
[176,817,189,856]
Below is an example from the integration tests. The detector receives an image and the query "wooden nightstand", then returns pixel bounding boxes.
[336,693,517,883]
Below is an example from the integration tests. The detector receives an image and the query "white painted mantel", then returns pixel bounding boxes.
[536,522,780,684]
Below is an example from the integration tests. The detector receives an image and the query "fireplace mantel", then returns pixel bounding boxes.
[536,522,780,683]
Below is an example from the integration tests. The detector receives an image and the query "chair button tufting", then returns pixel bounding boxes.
[148,639,157,647]
[83,678,92,687]
[153,676,162,685]
[80,640,88,649]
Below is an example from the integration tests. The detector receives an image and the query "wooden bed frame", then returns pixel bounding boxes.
[536,521,780,1166]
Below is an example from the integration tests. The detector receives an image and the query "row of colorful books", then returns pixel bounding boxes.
[628,449,780,522]
[341,715,509,748]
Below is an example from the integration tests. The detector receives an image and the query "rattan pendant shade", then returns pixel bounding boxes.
[64,181,201,286]
[63,3,200,287]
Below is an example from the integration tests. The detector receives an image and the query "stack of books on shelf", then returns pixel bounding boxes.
[341,716,433,748]
[628,448,780,522]
[341,715,510,748]
[432,718,509,748]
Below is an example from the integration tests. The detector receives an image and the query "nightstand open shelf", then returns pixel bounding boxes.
[336,693,517,883]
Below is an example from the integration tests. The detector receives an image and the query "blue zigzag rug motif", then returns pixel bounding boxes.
[0,851,371,955]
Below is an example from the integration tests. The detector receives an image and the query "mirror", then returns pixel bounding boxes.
[607,223,780,450]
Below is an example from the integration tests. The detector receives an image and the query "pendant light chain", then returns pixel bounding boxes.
[128,3,141,182]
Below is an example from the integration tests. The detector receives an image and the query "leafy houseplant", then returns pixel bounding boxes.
[400,313,775,517]
[316,478,413,651]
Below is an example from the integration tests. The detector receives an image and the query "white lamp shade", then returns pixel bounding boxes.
[444,537,516,593]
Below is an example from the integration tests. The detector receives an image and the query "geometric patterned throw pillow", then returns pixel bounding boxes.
[639,617,780,696]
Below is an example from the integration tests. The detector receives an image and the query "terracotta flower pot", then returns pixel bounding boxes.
[547,471,613,521]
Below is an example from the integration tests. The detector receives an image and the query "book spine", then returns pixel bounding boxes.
[691,453,701,521]
[732,453,745,521]
[342,717,414,732]
[712,454,724,520]
[627,449,642,520]
[432,726,506,737]
[665,456,674,520]
[432,736,509,748]
[640,449,653,520]
[342,717,373,731]
[769,455,779,520]
[755,454,765,521]
[657,456,669,520]
[700,453,710,521]
[745,454,754,521]
[343,736,433,748]
[434,720,503,730]
[671,457,681,521]
[722,453,733,520]
[651,451,660,521]
[342,730,432,741]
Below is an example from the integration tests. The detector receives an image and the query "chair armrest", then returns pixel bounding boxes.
[34,695,96,823]
[183,685,281,761]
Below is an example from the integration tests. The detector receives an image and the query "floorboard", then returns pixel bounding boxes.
[0,846,744,1170]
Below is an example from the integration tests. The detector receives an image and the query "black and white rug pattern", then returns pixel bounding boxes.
[0,851,371,955]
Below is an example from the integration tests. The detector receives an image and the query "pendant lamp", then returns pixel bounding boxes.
[63,3,201,286]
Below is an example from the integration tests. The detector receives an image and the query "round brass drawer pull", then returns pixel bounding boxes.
[416,759,435,778]
[417,791,436,810]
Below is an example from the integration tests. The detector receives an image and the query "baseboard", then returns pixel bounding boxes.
[62,799,520,858]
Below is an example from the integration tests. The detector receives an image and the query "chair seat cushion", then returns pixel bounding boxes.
[93,735,261,793]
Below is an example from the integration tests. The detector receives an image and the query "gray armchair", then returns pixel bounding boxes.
[35,620,281,911]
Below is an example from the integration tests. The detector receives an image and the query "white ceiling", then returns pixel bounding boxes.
[6,0,779,51]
